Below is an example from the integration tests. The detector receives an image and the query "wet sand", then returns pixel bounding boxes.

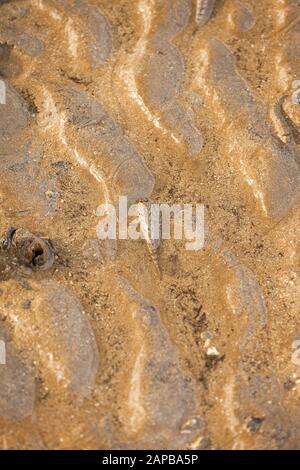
[0,0,300,450]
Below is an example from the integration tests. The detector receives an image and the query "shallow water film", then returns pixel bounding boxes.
[0,0,300,450]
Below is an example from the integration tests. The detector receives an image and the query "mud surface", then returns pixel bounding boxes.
[0,0,300,450]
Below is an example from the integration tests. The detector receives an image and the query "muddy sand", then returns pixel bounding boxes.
[0,0,300,450]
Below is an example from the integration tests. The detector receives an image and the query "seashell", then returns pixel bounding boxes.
[195,0,216,27]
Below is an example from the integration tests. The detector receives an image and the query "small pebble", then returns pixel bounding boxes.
[206,346,219,357]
